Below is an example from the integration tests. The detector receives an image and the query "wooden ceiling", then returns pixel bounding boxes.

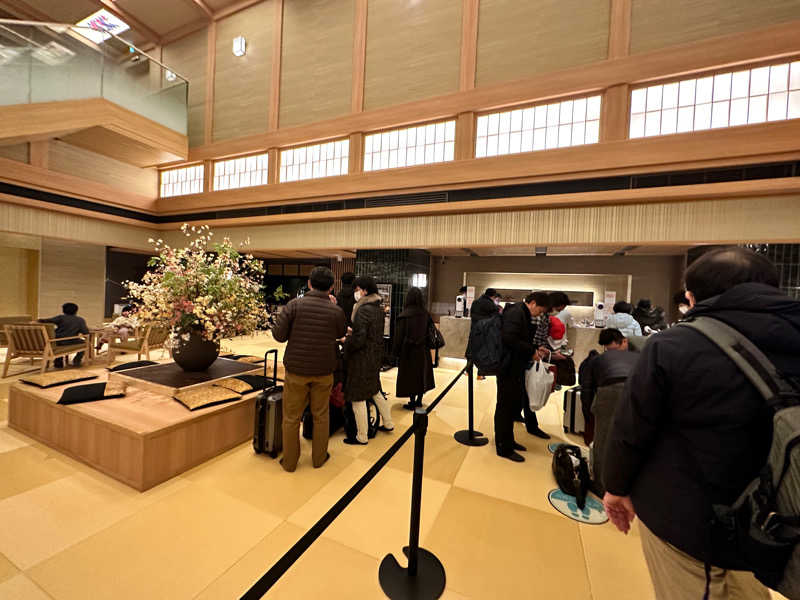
[0,0,255,48]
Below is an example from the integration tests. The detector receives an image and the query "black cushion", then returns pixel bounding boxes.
[234,374,271,390]
[107,360,158,372]
[58,382,126,404]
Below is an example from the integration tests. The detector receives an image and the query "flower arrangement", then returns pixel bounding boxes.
[125,225,266,344]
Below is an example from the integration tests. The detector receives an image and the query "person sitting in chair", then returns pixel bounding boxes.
[96,305,138,353]
[38,302,89,368]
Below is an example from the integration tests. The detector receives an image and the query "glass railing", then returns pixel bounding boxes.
[0,19,188,135]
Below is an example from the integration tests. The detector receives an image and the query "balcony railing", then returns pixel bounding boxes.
[0,19,188,135]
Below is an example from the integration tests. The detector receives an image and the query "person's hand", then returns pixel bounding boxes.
[551,351,565,361]
[347,327,353,335]
[337,336,347,343]
[603,493,636,534]
[329,295,337,304]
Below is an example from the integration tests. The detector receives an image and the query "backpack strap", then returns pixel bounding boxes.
[678,316,796,409]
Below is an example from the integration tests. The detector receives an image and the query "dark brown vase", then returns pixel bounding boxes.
[172,332,220,371]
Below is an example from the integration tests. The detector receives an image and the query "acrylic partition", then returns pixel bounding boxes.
[0,20,187,135]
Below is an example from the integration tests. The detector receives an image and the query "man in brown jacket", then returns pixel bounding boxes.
[272,266,346,472]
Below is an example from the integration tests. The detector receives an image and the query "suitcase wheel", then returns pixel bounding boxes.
[253,442,262,454]
[269,448,279,459]
[563,427,568,433]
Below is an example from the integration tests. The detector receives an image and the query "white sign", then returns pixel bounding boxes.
[75,9,130,44]
[465,286,475,311]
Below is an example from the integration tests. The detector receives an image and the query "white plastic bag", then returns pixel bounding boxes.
[525,360,554,411]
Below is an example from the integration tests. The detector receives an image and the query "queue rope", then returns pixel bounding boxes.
[240,364,469,600]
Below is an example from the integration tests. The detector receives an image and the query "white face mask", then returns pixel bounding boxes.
[678,305,689,315]
[493,298,500,305]
[354,290,363,302]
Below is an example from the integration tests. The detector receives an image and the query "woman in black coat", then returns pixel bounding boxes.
[393,287,435,410]
[343,275,394,444]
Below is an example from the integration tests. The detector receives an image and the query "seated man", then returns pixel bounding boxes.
[38,302,89,368]
[583,328,640,494]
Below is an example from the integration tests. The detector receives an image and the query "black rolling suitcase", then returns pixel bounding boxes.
[253,349,283,458]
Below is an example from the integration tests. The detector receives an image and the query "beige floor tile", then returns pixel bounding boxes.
[425,487,592,600]
[184,440,356,519]
[0,400,7,422]
[0,574,52,600]
[288,460,451,560]
[0,426,31,454]
[0,551,18,585]
[28,485,283,600]
[0,471,188,569]
[359,430,469,484]
[441,590,472,600]
[0,445,74,501]
[580,522,655,600]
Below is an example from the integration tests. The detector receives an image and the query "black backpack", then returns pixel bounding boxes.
[552,444,591,510]
[470,313,505,376]
[679,316,800,597]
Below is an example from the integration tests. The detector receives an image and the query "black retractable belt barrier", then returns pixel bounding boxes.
[240,366,468,600]
[453,361,489,447]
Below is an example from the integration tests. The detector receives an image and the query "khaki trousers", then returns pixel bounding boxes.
[281,370,333,472]
[639,521,771,600]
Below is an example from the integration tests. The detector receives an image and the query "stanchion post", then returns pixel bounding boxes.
[454,360,488,447]
[379,409,446,599]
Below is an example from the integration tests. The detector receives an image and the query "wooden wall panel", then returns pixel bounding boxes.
[48,141,158,199]
[364,0,462,111]
[162,28,208,148]
[631,0,800,55]
[213,1,273,141]
[0,143,29,163]
[0,247,34,317]
[476,0,610,87]
[39,238,106,328]
[279,0,354,128]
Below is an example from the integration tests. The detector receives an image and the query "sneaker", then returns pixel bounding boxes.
[498,451,525,463]
[343,438,367,446]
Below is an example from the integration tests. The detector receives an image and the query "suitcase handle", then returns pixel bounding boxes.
[264,349,278,388]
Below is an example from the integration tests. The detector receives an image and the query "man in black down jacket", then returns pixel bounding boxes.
[336,272,356,330]
[495,291,550,462]
[272,267,346,472]
[466,288,500,363]
[603,247,800,599]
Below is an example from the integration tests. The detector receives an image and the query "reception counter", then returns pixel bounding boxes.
[438,315,603,367]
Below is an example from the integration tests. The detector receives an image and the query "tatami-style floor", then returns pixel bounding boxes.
[0,334,784,599]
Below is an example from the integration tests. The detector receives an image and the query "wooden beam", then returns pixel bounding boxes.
[268,0,284,131]
[351,0,368,113]
[185,0,214,20]
[29,141,49,169]
[182,19,800,164]
[204,21,216,144]
[459,0,479,91]
[608,0,632,59]
[95,0,162,45]
[214,0,265,21]
[203,159,214,192]
[454,112,475,160]
[0,0,49,20]
[600,84,630,142]
[348,133,363,174]
[267,148,279,184]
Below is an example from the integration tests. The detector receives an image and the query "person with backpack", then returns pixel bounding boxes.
[603,247,800,599]
[393,287,435,411]
[466,288,501,378]
[336,272,357,330]
[494,291,551,462]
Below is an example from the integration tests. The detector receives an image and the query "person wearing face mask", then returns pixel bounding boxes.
[343,275,394,445]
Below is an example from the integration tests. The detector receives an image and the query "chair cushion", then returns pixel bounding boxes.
[107,360,158,372]
[58,382,127,404]
[111,340,142,351]
[174,386,241,411]
[53,343,87,355]
[20,372,98,388]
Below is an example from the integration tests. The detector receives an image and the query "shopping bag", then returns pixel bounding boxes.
[526,360,555,411]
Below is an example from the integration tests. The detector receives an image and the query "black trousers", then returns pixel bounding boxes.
[495,370,539,454]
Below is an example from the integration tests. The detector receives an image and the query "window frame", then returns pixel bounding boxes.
[211,151,270,192]
[362,118,457,172]
[278,138,350,183]
[159,163,205,198]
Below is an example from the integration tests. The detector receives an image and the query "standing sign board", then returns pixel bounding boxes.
[377,284,392,337]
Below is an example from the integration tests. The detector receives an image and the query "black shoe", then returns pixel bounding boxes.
[513,414,525,423]
[72,360,82,368]
[403,402,422,411]
[53,359,64,369]
[512,442,527,452]
[314,453,331,468]
[343,438,367,445]
[377,425,394,433]
[498,451,525,463]
[527,427,551,440]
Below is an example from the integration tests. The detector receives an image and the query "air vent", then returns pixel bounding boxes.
[364,192,448,208]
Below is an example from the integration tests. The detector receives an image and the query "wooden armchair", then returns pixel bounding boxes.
[0,315,33,348]
[108,324,170,362]
[2,324,89,377]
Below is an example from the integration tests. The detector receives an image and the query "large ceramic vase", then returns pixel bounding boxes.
[172,332,220,371]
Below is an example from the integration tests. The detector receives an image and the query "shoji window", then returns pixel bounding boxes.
[213,153,269,191]
[159,164,204,198]
[629,60,800,138]
[363,120,456,172]
[279,139,349,183]
[475,95,601,158]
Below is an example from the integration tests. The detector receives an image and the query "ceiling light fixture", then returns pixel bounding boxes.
[232,36,246,57]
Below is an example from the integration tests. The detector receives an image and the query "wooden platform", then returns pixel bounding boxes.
[7,368,264,491]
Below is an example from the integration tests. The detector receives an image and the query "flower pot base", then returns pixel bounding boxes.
[173,334,220,372]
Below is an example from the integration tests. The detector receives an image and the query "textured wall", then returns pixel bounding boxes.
[476,0,609,87]
[631,0,800,54]
[213,1,273,141]
[280,0,354,127]
[162,27,208,147]
[0,247,35,317]
[39,239,106,328]
[364,0,462,110]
